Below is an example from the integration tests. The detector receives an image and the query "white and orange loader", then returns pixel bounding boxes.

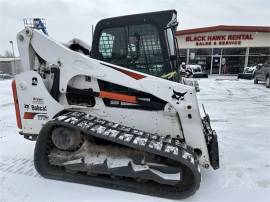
[12,10,219,199]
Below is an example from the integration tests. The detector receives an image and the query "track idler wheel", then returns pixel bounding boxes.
[51,127,82,151]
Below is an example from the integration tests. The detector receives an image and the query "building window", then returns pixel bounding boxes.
[178,48,187,63]
[213,48,222,55]
[249,47,270,55]
[179,49,187,57]
[222,48,246,55]
[189,48,212,56]
[248,47,270,66]
[222,56,245,74]
[248,56,270,66]
[186,48,212,73]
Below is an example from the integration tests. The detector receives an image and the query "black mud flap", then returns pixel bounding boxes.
[202,113,219,170]
[208,131,219,170]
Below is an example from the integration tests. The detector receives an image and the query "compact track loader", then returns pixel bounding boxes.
[12,10,219,199]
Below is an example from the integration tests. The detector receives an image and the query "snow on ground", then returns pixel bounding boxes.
[0,77,270,202]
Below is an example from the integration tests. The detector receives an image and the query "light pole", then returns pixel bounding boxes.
[9,41,16,74]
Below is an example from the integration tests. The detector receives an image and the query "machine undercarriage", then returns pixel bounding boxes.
[34,111,201,198]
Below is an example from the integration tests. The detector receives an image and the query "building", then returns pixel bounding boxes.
[176,25,270,74]
[0,57,22,75]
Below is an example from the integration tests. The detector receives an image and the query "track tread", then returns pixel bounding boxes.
[34,110,201,199]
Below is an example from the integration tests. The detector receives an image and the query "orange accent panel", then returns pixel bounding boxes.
[99,91,137,104]
[12,80,22,129]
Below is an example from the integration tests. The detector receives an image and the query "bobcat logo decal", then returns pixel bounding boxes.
[171,90,187,102]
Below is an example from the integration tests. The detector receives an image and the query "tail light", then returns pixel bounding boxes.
[12,80,22,129]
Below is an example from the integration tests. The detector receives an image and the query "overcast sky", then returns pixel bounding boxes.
[0,0,269,56]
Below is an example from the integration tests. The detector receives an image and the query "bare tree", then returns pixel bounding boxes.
[4,50,14,57]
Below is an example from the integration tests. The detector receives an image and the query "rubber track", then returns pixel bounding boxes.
[34,111,201,199]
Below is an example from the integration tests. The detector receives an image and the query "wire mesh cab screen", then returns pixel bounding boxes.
[98,24,165,76]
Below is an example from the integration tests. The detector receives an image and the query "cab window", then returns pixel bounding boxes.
[98,24,165,76]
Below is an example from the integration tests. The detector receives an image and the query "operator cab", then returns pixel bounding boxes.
[68,11,182,108]
[91,10,180,80]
